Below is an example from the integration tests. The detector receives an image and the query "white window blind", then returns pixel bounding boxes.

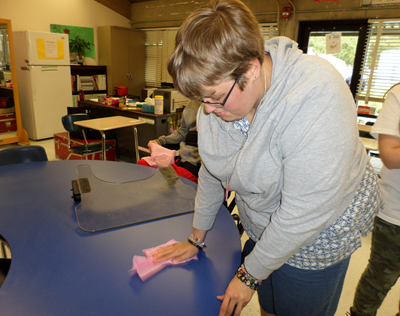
[260,23,279,42]
[144,24,278,88]
[161,30,178,85]
[144,29,178,88]
[356,19,400,104]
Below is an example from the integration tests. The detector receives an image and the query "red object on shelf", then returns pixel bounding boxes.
[54,132,116,161]
[115,86,128,96]
[357,106,375,115]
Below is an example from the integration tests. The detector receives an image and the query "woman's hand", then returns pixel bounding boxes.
[217,276,256,316]
[151,241,199,264]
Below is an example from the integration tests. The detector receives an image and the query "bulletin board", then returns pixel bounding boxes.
[50,24,95,58]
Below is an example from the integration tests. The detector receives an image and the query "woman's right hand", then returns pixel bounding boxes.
[151,241,199,264]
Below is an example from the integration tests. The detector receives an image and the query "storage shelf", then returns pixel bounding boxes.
[71,65,107,95]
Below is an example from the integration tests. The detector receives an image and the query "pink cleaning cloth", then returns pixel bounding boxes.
[128,239,198,281]
[142,143,176,168]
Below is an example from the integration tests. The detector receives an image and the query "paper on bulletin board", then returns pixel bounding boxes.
[36,39,65,60]
[326,33,341,54]
[50,24,95,58]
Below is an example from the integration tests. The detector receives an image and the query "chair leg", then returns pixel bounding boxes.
[66,152,73,160]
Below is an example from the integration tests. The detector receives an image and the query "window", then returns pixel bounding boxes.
[297,20,368,99]
[356,19,400,113]
[144,24,278,88]
[144,29,178,88]
[260,23,279,42]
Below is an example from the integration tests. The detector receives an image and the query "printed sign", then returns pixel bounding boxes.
[36,39,64,60]
[326,33,341,54]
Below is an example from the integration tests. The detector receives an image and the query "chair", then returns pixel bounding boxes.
[61,114,113,160]
[0,145,48,167]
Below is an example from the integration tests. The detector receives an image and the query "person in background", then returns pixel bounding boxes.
[137,100,202,181]
[152,1,383,316]
[349,82,400,316]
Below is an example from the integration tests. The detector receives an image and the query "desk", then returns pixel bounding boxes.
[360,137,379,155]
[77,100,182,162]
[0,161,241,315]
[74,116,146,162]
[357,124,372,133]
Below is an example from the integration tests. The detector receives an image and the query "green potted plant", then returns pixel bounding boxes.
[69,36,91,65]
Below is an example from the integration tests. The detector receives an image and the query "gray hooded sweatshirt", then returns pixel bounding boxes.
[193,37,369,280]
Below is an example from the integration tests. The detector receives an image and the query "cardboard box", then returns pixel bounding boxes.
[54,132,116,161]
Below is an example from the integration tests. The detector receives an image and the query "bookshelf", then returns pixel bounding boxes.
[71,65,107,107]
[71,65,107,95]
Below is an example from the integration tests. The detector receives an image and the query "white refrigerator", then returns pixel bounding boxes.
[13,30,72,140]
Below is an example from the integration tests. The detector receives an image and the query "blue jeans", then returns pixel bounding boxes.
[242,239,350,316]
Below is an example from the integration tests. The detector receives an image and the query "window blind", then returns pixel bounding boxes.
[144,29,178,88]
[260,23,279,41]
[144,24,278,88]
[356,19,400,104]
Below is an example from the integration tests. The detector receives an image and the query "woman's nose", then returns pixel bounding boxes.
[205,103,217,113]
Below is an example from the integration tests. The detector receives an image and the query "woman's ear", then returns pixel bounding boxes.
[247,59,261,81]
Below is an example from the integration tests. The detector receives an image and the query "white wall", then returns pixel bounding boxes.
[1,0,131,65]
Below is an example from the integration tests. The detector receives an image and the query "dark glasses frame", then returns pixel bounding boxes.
[198,75,241,106]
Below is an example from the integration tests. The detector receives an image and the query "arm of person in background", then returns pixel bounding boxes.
[371,84,400,170]
[379,133,400,169]
[156,100,200,147]
[147,100,200,152]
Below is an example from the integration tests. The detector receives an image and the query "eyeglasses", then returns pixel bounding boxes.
[198,75,241,107]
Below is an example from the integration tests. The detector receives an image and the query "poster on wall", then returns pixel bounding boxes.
[50,24,95,58]
[326,33,341,54]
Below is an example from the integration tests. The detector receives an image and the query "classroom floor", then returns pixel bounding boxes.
[2,138,400,316]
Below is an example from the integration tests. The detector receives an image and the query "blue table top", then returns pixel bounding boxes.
[0,160,241,316]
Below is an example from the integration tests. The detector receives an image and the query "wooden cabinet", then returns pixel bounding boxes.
[0,19,29,146]
[98,26,145,99]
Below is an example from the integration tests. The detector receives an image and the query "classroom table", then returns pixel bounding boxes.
[357,123,372,133]
[360,137,379,155]
[74,116,146,162]
[0,160,241,316]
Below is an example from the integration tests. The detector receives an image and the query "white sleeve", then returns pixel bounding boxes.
[371,87,400,139]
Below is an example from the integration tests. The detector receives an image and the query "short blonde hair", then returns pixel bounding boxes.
[168,0,265,99]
